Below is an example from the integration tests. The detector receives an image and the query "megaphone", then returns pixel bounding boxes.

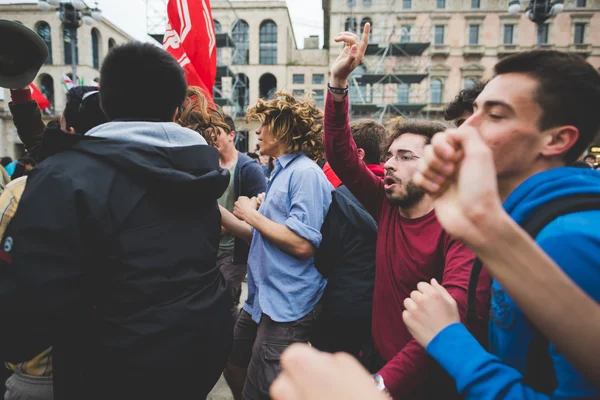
[0,19,49,89]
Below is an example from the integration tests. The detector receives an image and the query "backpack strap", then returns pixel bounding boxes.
[466,193,600,394]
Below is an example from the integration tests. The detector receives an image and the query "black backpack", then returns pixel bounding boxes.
[466,193,600,395]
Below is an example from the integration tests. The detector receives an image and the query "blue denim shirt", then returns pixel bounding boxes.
[243,152,332,323]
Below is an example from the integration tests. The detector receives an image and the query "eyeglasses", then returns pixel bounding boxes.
[384,153,421,163]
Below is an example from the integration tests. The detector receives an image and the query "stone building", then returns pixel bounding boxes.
[0,3,134,158]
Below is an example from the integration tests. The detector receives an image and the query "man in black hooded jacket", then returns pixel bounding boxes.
[0,42,231,400]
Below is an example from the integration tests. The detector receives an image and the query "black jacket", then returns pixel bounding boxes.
[0,122,232,399]
[316,185,378,319]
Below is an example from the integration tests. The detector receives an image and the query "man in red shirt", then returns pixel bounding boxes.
[323,24,490,399]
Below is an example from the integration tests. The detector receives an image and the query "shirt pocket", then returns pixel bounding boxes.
[263,189,289,223]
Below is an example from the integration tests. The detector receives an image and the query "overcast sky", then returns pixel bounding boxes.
[1,0,324,48]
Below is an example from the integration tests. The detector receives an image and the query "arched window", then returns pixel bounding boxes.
[259,73,277,99]
[40,74,54,109]
[213,19,222,33]
[398,83,409,103]
[259,20,277,65]
[234,73,250,114]
[431,79,443,104]
[360,17,372,37]
[363,0,372,7]
[348,0,356,7]
[232,20,249,65]
[63,26,79,65]
[345,17,357,33]
[91,28,101,69]
[108,38,116,51]
[464,78,476,89]
[36,21,52,65]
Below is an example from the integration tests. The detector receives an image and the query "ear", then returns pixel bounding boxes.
[229,130,236,141]
[68,127,77,135]
[357,148,365,161]
[541,126,579,160]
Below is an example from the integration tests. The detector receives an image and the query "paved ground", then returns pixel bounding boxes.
[207,280,249,400]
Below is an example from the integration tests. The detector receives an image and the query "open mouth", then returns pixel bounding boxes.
[384,176,397,191]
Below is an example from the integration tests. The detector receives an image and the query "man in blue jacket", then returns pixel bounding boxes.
[402,50,600,399]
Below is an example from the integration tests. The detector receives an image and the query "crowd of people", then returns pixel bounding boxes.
[0,19,599,400]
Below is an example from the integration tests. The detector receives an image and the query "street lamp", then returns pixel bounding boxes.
[37,0,103,85]
[508,0,563,48]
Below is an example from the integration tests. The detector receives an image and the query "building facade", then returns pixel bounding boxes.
[0,3,134,159]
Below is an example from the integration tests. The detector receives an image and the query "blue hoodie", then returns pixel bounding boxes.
[427,167,600,399]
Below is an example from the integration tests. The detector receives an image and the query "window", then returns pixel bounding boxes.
[314,89,325,107]
[214,20,222,65]
[259,73,278,99]
[234,73,249,112]
[538,23,549,45]
[259,20,278,65]
[91,28,100,69]
[434,25,445,45]
[36,22,52,65]
[431,79,442,104]
[108,38,116,50]
[293,74,305,84]
[213,20,222,33]
[471,0,480,8]
[574,23,586,44]
[464,78,476,89]
[360,18,372,36]
[232,20,250,64]
[40,74,54,109]
[63,26,79,65]
[398,83,409,103]
[401,25,412,43]
[468,25,479,45]
[403,0,411,9]
[577,0,586,7]
[293,89,305,97]
[313,74,325,84]
[363,0,372,8]
[347,0,356,7]
[503,24,514,45]
[345,17,358,33]
[437,0,446,8]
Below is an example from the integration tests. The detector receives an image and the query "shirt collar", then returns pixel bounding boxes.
[276,152,302,169]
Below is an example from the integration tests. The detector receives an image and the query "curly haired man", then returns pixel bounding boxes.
[221,92,333,400]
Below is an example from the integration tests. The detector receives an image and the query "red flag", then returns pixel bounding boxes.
[163,0,217,103]
[30,83,51,111]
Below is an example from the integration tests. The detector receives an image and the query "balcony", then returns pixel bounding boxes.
[569,43,591,58]
[497,44,519,57]
[430,44,450,57]
[463,45,484,57]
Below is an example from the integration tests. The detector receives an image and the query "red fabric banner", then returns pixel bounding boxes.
[163,0,217,103]
[30,83,51,111]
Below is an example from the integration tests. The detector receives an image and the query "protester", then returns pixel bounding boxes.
[443,80,486,127]
[322,119,386,188]
[409,50,600,398]
[311,119,386,358]
[323,23,490,399]
[583,154,596,168]
[10,156,36,180]
[221,91,332,400]
[0,42,232,400]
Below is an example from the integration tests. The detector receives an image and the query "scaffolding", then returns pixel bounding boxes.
[345,0,433,123]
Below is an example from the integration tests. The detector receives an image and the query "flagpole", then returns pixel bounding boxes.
[70,24,78,85]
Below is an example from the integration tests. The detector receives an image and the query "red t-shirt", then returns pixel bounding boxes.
[323,161,384,188]
[323,93,491,399]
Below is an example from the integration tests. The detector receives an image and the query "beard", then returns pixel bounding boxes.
[386,179,426,209]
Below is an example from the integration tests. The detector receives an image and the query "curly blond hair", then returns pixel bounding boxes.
[176,86,231,146]
[246,91,324,161]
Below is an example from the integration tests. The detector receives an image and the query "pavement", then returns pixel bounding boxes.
[207,280,249,400]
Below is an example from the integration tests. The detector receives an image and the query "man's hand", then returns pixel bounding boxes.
[412,126,505,248]
[330,23,370,88]
[256,192,266,208]
[402,279,460,348]
[270,343,388,400]
[234,196,258,222]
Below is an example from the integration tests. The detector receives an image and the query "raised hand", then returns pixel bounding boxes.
[330,23,370,88]
[412,126,504,249]
[402,279,460,348]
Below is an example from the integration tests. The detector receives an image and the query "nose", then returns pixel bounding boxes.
[384,157,396,172]
[462,110,481,129]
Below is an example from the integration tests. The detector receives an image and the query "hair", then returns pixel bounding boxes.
[18,155,36,167]
[223,114,236,133]
[584,154,596,161]
[383,119,447,153]
[246,91,324,161]
[350,119,387,165]
[176,86,232,146]
[100,41,187,122]
[494,50,600,164]
[1,157,12,167]
[571,160,592,169]
[247,152,260,161]
[63,86,107,134]
[444,81,487,123]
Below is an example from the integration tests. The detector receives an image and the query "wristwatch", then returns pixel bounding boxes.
[372,374,386,392]
[327,82,349,96]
